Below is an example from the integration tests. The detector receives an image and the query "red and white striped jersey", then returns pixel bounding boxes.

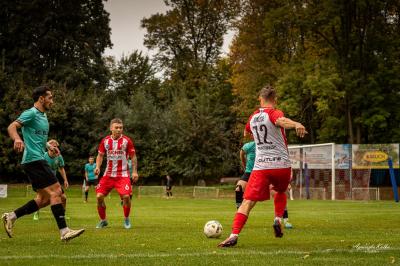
[98,135,135,178]
[245,107,291,170]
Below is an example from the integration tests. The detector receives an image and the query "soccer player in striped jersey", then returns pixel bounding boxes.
[219,85,306,247]
[94,118,138,229]
[236,140,293,228]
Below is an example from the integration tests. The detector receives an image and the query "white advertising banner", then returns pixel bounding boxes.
[303,146,332,169]
[288,147,301,169]
[0,184,7,198]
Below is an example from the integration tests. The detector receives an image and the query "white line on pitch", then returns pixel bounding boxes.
[1,248,399,260]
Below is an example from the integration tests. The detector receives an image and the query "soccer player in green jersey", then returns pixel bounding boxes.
[84,156,97,203]
[3,85,84,241]
[33,139,69,220]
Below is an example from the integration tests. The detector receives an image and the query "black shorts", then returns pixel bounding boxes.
[240,172,251,182]
[166,186,172,191]
[87,179,98,186]
[23,160,59,191]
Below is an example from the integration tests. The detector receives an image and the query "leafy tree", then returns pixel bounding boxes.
[0,0,112,87]
[141,0,240,93]
[230,0,400,144]
[107,51,161,103]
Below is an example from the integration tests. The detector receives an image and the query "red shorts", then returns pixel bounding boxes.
[244,168,291,201]
[96,176,132,196]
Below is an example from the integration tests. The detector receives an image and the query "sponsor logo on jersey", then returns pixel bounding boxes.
[258,145,277,150]
[254,115,264,122]
[258,156,282,163]
[107,150,125,155]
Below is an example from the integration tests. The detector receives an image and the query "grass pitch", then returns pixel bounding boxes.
[0,185,399,265]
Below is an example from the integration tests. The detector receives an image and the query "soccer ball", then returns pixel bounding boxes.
[203,220,223,238]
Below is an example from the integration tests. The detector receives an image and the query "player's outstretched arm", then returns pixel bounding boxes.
[7,121,24,153]
[275,117,307,138]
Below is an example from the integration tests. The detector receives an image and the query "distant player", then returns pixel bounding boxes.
[33,139,69,221]
[219,85,306,247]
[3,85,84,241]
[95,118,139,229]
[236,140,293,228]
[84,155,97,203]
[165,175,173,198]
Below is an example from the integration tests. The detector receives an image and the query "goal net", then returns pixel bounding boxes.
[192,186,219,198]
[136,186,222,199]
[289,143,371,200]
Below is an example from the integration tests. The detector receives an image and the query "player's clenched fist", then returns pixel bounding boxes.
[94,167,100,176]
[14,139,25,153]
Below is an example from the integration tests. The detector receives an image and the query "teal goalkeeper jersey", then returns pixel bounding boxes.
[44,152,65,175]
[242,141,256,173]
[85,163,97,180]
[16,107,49,164]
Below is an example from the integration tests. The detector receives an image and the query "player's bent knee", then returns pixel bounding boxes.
[121,194,130,201]
[236,180,247,191]
[35,197,50,208]
[61,194,67,202]
[96,193,105,201]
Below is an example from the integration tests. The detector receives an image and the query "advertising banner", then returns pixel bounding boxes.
[288,147,301,169]
[303,146,332,169]
[352,144,399,169]
[0,184,7,198]
[335,144,351,169]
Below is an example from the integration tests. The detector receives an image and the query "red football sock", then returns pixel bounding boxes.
[123,205,130,218]
[232,212,248,234]
[274,192,287,217]
[97,206,106,220]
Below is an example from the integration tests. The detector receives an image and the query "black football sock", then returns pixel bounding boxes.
[14,200,39,218]
[85,191,88,201]
[51,204,67,229]
[235,185,243,209]
[283,208,288,219]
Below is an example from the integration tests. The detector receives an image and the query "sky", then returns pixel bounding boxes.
[103,0,234,59]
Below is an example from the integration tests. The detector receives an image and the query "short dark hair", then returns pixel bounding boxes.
[32,85,51,101]
[110,118,123,126]
[258,84,276,101]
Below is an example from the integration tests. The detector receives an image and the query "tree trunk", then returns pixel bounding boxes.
[347,104,354,144]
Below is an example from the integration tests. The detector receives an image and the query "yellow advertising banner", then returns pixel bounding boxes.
[352,144,399,169]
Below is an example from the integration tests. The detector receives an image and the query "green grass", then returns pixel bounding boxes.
[0,185,399,265]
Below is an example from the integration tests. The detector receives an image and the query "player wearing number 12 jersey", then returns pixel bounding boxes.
[95,118,139,229]
[219,85,306,247]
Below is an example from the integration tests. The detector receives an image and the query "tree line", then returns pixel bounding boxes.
[1,0,399,183]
